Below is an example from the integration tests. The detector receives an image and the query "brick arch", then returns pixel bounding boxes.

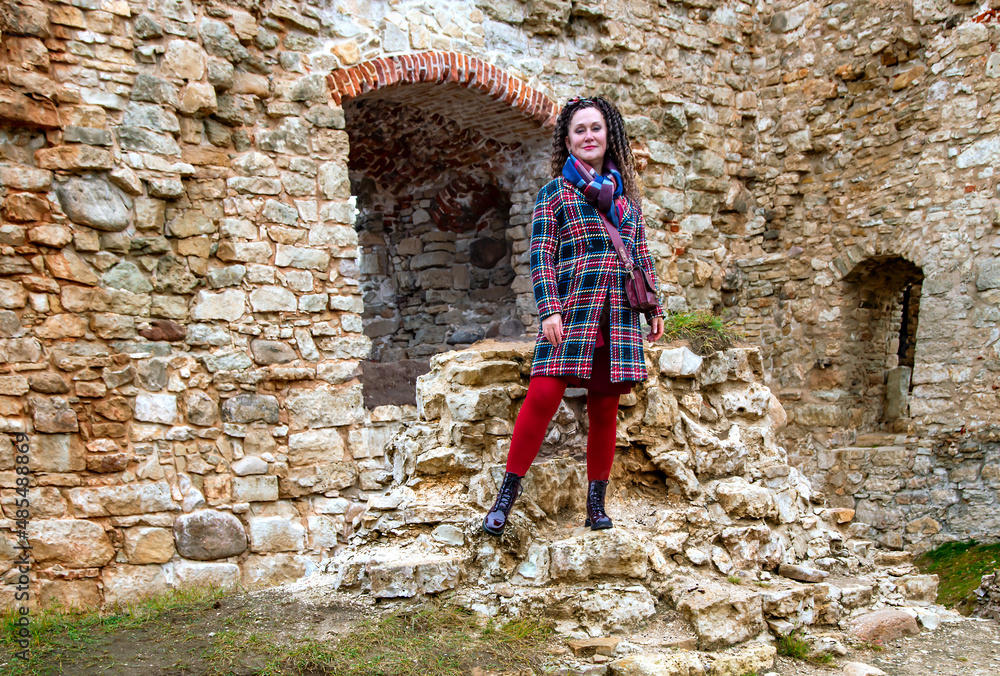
[325,52,559,129]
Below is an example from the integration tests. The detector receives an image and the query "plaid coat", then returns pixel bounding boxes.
[530,177,664,383]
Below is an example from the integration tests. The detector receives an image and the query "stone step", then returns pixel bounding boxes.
[875,550,914,566]
[606,642,776,676]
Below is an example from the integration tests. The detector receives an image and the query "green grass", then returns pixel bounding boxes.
[727,575,742,585]
[775,632,811,660]
[0,585,229,675]
[661,310,742,355]
[0,589,554,676]
[775,631,838,664]
[915,539,1000,611]
[277,604,553,676]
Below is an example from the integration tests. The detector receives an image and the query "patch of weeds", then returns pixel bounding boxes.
[661,310,743,355]
[1,593,554,676]
[0,585,229,676]
[915,539,1000,611]
[726,575,742,585]
[776,632,811,660]
[752,580,772,588]
[302,602,554,676]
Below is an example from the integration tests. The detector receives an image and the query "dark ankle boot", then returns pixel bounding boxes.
[584,479,613,530]
[483,472,523,536]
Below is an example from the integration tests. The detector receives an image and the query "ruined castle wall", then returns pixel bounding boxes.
[729,0,1000,550]
[3,0,993,612]
[0,0,770,610]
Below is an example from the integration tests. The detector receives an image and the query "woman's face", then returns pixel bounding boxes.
[565,106,607,172]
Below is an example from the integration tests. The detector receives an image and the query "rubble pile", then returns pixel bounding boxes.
[325,342,944,662]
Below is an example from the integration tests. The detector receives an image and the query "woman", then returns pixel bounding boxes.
[483,96,664,536]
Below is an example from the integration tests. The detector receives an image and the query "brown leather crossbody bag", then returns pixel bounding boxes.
[596,212,659,313]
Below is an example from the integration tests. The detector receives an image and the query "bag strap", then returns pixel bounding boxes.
[595,210,636,269]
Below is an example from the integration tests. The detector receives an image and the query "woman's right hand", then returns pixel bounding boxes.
[542,313,563,348]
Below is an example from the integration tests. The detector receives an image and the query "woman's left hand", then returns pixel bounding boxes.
[646,317,664,342]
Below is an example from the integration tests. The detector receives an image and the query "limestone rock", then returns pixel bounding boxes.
[28,224,72,248]
[549,529,649,581]
[367,553,467,598]
[607,652,705,676]
[288,428,345,466]
[221,394,280,423]
[242,553,312,587]
[56,177,132,231]
[31,433,84,472]
[36,145,112,171]
[0,280,26,310]
[124,527,175,564]
[232,456,268,476]
[778,563,829,583]
[202,350,253,372]
[977,259,1000,291]
[68,482,177,517]
[171,560,241,591]
[445,385,512,422]
[109,165,143,195]
[0,165,52,191]
[179,82,217,116]
[286,384,364,428]
[249,286,297,312]
[29,519,114,568]
[708,643,777,676]
[103,564,169,607]
[191,289,246,322]
[244,428,277,456]
[30,396,79,433]
[660,346,704,377]
[251,339,297,364]
[131,73,179,106]
[134,393,178,424]
[200,18,247,62]
[579,584,657,630]
[715,477,774,519]
[232,475,279,502]
[103,262,153,294]
[173,509,248,560]
[248,516,306,552]
[162,39,206,80]
[289,73,328,102]
[39,579,101,612]
[669,578,765,650]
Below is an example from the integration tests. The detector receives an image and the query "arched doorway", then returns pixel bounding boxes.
[327,53,557,407]
[841,256,924,429]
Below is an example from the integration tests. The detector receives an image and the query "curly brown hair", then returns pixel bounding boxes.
[550,96,641,204]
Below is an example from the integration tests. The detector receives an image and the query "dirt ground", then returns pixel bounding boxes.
[5,578,1000,676]
[770,617,1000,676]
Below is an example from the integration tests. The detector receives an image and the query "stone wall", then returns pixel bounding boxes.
[0,0,768,610]
[1,0,997,610]
[721,0,1000,550]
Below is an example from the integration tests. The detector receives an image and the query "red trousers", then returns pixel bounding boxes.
[504,375,620,481]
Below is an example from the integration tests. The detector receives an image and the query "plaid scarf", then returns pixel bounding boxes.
[562,154,625,230]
